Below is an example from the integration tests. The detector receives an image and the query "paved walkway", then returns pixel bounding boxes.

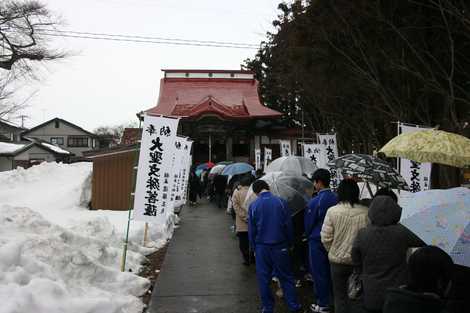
[148,200,262,313]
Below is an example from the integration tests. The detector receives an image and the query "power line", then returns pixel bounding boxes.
[36,29,260,50]
[38,29,259,47]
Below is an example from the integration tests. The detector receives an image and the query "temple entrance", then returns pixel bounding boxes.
[192,137,227,165]
[193,142,209,164]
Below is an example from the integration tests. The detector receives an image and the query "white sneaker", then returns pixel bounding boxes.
[310,304,330,313]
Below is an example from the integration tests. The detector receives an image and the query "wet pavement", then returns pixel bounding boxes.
[148,200,262,313]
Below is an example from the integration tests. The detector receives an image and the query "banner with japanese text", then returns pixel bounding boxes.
[133,115,180,223]
[255,148,261,170]
[264,147,272,170]
[317,134,340,189]
[171,136,189,209]
[304,144,327,168]
[180,140,193,204]
[280,140,292,157]
[399,124,432,193]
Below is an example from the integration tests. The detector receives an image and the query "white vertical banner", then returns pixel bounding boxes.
[181,140,193,204]
[304,144,327,168]
[172,136,187,208]
[133,115,180,223]
[280,140,292,157]
[264,147,272,170]
[399,123,432,193]
[255,148,261,170]
[318,134,340,189]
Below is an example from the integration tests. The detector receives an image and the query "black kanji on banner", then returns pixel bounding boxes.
[143,123,171,216]
[410,161,421,193]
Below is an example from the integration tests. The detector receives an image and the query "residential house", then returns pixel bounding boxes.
[121,128,142,145]
[21,117,98,156]
[0,118,26,142]
[0,138,71,171]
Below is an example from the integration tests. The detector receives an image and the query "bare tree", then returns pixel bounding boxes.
[0,1,65,71]
[0,1,65,120]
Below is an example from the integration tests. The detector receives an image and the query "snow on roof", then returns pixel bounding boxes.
[0,141,25,154]
[0,118,23,129]
[41,142,70,154]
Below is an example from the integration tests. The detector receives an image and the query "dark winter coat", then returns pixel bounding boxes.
[383,287,446,313]
[213,174,227,194]
[351,196,425,311]
[189,173,201,202]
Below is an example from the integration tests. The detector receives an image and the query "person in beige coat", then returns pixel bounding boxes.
[321,179,369,313]
[231,175,253,265]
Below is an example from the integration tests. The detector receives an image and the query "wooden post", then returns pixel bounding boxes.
[143,222,149,247]
[120,143,140,272]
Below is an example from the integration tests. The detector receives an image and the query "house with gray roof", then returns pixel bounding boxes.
[0,138,71,171]
[21,117,98,157]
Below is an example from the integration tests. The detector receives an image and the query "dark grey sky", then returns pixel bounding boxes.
[19,0,281,131]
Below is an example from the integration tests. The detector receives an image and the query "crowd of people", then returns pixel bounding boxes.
[188,166,467,313]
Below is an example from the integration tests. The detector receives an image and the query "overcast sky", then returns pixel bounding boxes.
[15,0,281,131]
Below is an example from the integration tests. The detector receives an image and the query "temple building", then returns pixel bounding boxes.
[144,69,302,164]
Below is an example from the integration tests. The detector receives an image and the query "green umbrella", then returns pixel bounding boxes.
[380,129,470,168]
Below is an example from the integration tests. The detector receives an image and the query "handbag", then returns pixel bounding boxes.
[347,270,363,300]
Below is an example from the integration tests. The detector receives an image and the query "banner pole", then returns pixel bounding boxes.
[143,222,149,247]
[121,142,141,272]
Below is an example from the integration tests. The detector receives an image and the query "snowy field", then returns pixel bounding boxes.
[0,162,176,313]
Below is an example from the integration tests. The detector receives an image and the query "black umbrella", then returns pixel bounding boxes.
[328,154,409,191]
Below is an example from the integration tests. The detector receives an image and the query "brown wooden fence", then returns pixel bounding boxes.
[90,149,136,211]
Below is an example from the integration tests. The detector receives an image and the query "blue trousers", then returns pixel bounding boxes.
[308,239,332,307]
[255,244,301,313]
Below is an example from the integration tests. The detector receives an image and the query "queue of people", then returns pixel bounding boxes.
[187,164,462,313]
[236,168,459,313]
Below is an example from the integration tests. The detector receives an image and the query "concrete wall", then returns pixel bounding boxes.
[25,120,95,156]
[0,157,13,171]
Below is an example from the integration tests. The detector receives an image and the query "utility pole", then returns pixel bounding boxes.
[18,115,28,128]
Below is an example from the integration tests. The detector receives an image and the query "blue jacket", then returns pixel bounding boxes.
[304,189,338,241]
[248,191,294,248]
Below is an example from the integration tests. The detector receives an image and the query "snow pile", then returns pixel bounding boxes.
[0,162,176,313]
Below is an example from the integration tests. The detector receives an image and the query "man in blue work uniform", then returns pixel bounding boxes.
[248,180,303,313]
[304,169,338,313]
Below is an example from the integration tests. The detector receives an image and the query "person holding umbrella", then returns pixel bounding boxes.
[248,180,302,313]
[304,169,338,313]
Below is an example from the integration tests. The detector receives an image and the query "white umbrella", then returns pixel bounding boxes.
[265,156,317,178]
[244,171,314,215]
[209,164,226,177]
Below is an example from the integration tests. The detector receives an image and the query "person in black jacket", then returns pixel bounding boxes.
[213,174,227,209]
[383,245,454,313]
[351,196,425,313]
[188,169,201,205]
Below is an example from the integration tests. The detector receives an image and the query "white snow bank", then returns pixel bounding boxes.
[0,162,176,313]
[0,142,25,154]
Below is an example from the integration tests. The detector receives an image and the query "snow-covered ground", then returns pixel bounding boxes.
[0,162,176,313]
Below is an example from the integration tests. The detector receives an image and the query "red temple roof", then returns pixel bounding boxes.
[145,70,282,120]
